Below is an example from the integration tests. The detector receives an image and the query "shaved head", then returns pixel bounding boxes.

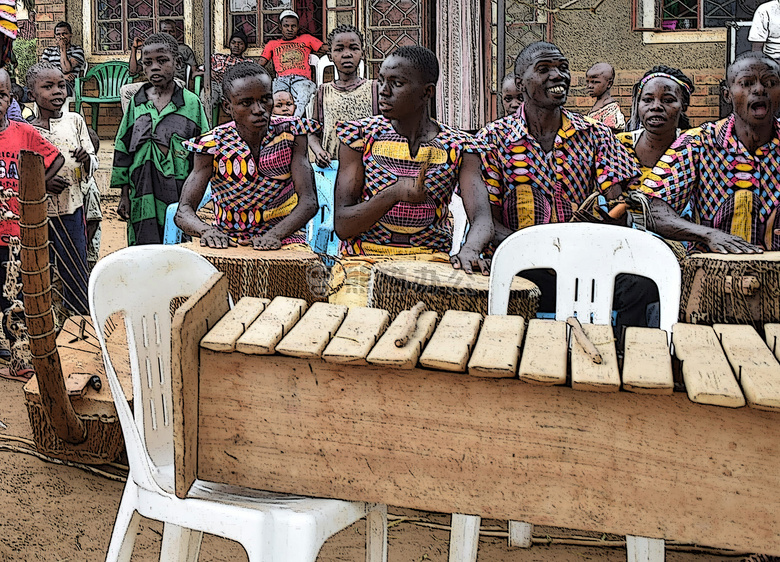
[587,62,615,81]
[0,69,10,90]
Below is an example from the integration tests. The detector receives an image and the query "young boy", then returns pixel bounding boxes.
[40,22,86,95]
[586,62,626,132]
[646,51,780,253]
[0,68,64,370]
[272,89,296,116]
[128,19,198,84]
[500,73,523,116]
[257,10,328,117]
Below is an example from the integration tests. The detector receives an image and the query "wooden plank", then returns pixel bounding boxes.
[673,323,745,408]
[467,315,525,378]
[570,323,620,392]
[197,350,780,555]
[622,327,673,394]
[171,271,229,499]
[765,324,780,363]
[366,310,438,369]
[322,307,391,365]
[419,310,482,372]
[517,319,568,385]
[200,297,269,352]
[276,303,348,359]
[235,297,307,355]
[714,324,780,412]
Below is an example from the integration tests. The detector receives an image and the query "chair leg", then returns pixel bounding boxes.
[365,504,387,562]
[627,535,664,562]
[508,520,533,548]
[104,500,141,562]
[449,514,480,562]
[160,523,203,562]
[93,103,100,133]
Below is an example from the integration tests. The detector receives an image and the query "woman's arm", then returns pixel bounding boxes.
[253,134,319,249]
[451,152,493,274]
[333,141,427,240]
[175,153,231,248]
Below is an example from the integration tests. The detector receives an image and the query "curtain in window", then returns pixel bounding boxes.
[435,0,485,130]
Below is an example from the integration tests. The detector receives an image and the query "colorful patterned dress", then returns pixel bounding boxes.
[184,116,320,244]
[335,115,487,255]
[588,100,626,133]
[111,84,209,245]
[478,105,639,231]
[645,115,780,251]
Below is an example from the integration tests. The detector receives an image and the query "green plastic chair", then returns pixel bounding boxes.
[74,61,132,132]
[193,75,221,127]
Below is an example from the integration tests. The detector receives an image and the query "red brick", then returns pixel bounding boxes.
[691,71,725,85]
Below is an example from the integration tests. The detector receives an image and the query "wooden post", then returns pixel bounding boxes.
[19,151,86,445]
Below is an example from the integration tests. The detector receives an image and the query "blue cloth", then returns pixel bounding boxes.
[7,99,24,122]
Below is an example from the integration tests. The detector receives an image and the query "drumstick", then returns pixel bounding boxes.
[395,301,427,348]
[566,316,603,365]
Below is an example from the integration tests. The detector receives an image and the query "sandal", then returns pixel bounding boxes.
[0,367,34,382]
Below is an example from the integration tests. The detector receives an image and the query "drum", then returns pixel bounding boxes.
[183,241,328,305]
[680,252,780,327]
[368,260,540,318]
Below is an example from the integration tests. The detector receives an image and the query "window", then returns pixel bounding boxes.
[632,0,737,30]
[227,0,323,48]
[94,0,185,52]
[365,0,428,75]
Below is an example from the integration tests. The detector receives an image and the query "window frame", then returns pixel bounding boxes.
[631,0,736,32]
[92,0,186,53]
[225,0,325,51]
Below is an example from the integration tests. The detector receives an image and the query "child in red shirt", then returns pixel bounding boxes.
[258,10,328,117]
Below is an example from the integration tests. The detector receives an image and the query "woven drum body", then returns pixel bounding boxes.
[368,261,540,318]
[183,242,328,305]
[23,317,131,465]
[681,252,780,327]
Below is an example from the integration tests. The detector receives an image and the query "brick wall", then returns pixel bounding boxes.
[34,0,65,58]
[566,69,726,127]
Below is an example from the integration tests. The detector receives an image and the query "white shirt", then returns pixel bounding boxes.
[748,0,780,59]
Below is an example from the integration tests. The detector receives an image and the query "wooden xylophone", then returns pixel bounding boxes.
[172,272,780,555]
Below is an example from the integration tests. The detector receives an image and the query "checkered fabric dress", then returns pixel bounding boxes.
[646,115,780,251]
[184,116,320,244]
[477,105,639,230]
[335,115,487,256]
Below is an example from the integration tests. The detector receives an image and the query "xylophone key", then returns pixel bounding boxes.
[322,307,391,365]
[200,297,270,352]
[235,297,308,355]
[517,319,567,385]
[713,324,780,411]
[570,324,620,392]
[276,303,348,359]
[765,324,780,363]
[468,315,525,378]
[366,310,438,369]
[621,327,673,394]
[419,310,482,372]
[673,323,745,408]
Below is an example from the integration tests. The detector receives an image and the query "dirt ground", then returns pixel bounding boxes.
[0,144,751,561]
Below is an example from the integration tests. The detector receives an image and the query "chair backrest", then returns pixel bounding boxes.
[82,61,131,99]
[449,193,468,256]
[89,246,220,492]
[315,54,366,86]
[488,223,681,337]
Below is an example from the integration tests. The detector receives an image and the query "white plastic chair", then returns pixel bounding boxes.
[315,54,366,86]
[89,245,388,562]
[448,193,468,256]
[448,223,681,562]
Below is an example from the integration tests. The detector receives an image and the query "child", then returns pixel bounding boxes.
[586,62,626,132]
[203,29,251,122]
[500,73,522,116]
[175,62,319,250]
[257,10,328,117]
[272,88,296,116]
[27,62,97,315]
[308,24,378,167]
[112,33,208,245]
[83,128,102,270]
[0,68,63,372]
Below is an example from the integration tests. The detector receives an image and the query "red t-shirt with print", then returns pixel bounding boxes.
[261,34,323,80]
[0,121,60,246]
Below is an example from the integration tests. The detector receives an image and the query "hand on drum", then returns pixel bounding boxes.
[706,230,762,254]
[244,232,282,251]
[451,246,490,275]
[200,227,236,249]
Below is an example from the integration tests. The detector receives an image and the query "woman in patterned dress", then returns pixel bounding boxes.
[176,61,319,250]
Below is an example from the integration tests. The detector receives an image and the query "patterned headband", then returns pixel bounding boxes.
[638,72,692,95]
